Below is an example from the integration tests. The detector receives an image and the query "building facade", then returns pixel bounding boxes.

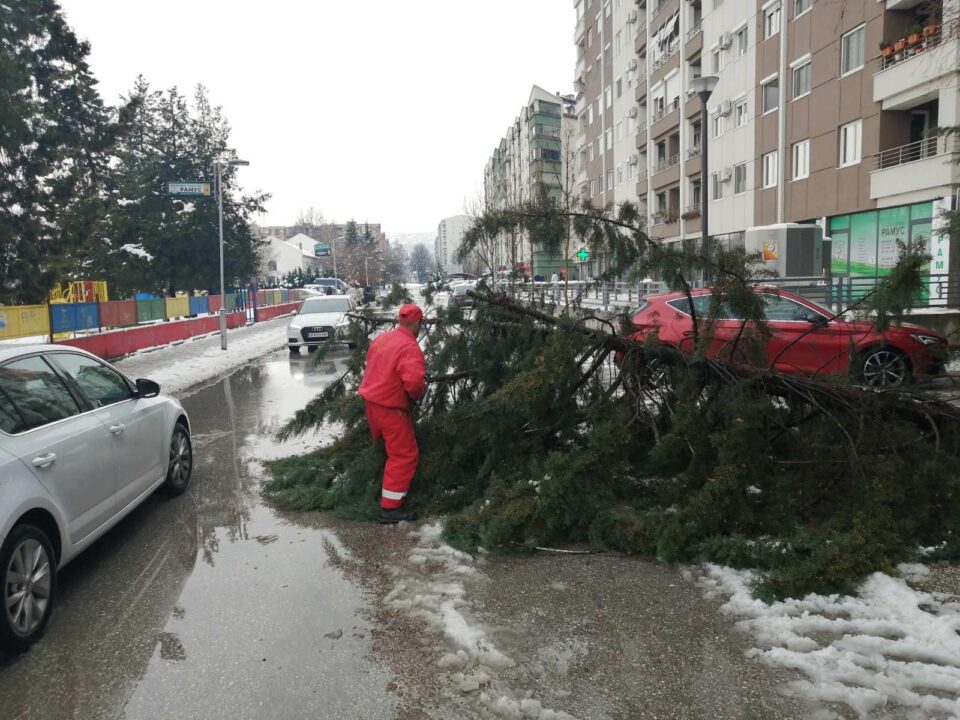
[573,0,958,292]
[435,215,471,275]
[259,234,323,283]
[483,85,579,278]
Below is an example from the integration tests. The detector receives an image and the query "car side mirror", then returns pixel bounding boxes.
[136,378,161,398]
[803,312,826,325]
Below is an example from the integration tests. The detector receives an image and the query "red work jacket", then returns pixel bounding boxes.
[358,328,426,409]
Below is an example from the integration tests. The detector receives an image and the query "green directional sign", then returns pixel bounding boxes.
[168,181,212,198]
[576,247,591,263]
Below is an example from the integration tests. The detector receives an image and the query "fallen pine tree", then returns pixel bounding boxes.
[264,200,960,601]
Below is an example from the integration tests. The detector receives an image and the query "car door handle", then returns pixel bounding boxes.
[109,424,125,435]
[31,453,57,469]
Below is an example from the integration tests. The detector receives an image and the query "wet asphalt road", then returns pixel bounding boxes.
[0,347,819,720]
[0,349,396,720]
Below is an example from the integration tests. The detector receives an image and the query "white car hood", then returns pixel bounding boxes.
[289,311,347,328]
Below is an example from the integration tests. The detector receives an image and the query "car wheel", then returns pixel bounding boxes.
[860,347,910,388]
[163,422,193,496]
[1,524,57,652]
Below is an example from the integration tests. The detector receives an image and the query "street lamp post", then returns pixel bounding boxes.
[215,158,250,350]
[690,75,719,286]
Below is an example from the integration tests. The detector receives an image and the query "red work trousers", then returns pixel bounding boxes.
[365,402,419,509]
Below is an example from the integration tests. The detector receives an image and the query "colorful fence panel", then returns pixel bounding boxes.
[164,296,190,319]
[0,304,51,339]
[189,296,209,316]
[225,293,240,311]
[51,303,100,334]
[99,300,138,329]
[136,298,165,323]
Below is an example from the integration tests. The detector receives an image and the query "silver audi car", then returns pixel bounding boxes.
[0,346,192,652]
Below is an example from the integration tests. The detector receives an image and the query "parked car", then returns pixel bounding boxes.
[306,278,363,304]
[287,295,356,353]
[0,346,192,651]
[450,282,476,308]
[622,287,949,387]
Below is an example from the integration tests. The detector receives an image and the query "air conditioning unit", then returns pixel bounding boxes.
[628,106,638,118]
[718,32,732,49]
[628,58,638,70]
[719,167,733,182]
[627,10,638,22]
[629,154,639,165]
[718,100,732,116]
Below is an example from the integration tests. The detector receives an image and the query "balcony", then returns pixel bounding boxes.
[874,31,958,110]
[652,41,680,71]
[869,136,959,201]
[654,154,680,174]
[686,20,702,40]
[651,97,680,123]
[687,144,701,158]
[575,15,586,43]
[653,0,671,17]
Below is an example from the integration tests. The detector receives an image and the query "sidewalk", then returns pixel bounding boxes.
[114,315,291,397]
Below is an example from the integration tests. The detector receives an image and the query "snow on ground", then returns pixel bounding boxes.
[114,315,292,397]
[385,523,576,719]
[700,563,960,719]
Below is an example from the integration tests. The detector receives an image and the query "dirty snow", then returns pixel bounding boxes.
[386,523,577,719]
[701,563,960,719]
[114,315,293,397]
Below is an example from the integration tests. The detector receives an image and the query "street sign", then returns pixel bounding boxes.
[314,243,331,257]
[168,181,211,198]
[576,247,591,263]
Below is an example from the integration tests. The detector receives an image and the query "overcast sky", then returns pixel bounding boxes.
[59,0,574,236]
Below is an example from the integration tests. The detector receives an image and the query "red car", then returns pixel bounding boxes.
[624,287,949,387]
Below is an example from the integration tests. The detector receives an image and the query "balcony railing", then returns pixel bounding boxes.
[651,96,680,122]
[636,120,647,135]
[688,144,702,158]
[652,208,680,224]
[636,169,648,182]
[652,41,679,70]
[653,0,670,17]
[876,29,941,72]
[654,154,680,174]
[636,71,647,87]
[871,135,956,170]
[686,20,702,40]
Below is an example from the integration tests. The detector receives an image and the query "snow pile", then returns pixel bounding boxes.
[386,523,576,719]
[115,316,291,396]
[701,563,960,718]
[120,243,154,260]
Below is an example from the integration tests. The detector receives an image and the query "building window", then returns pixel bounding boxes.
[616,76,623,98]
[736,26,748,58]
[691,178,702,208]
[615,30,622,54]
[605,128,613,150]
[617,165,624,184]
[712,48,722,74]
[792,139,810,179]
[691,120,702,148]
[734,98,748,127]
[762,76,779,113]
[607,170,614,191]
[839,119,862,167]
[588,105,594,124]
[762,151,778,188]
[795,0,810,16]
[841,25,865,76]
[599,173,605,192]
[792,60,811,99]
[605,86,613,108]
[734,162,747,194]
[712,113,723,139]
[764,2,781,38]
[627,162,634,180]
[267,260,278,272]
[656,191,667,214]
[711,172,722,200]
[590,179,596,196]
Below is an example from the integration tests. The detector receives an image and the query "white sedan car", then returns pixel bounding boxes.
[0,346,192,652]
[287,295,357,353]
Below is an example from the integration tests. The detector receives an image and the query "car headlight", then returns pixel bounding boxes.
[911,334,941,345]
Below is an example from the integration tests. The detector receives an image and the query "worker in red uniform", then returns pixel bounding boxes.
[358,304,426,524]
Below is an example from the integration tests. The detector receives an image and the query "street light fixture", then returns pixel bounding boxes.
[690,75,719,286]
[215,158,250,350]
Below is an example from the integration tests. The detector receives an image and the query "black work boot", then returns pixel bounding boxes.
[379,507,418,524]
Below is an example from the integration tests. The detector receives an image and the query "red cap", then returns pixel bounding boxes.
[398,304,423,323]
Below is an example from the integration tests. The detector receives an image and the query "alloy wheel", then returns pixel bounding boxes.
[168,429,192,489]
[862,349,907,388]
[5,538,51,637]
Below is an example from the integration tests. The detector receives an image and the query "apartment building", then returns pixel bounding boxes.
[435,215,470,275]
[483,85,578,277]
[574,0,958,291]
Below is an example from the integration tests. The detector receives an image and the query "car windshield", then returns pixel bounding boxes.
[300,297,351,314]
[314,279,338,287]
